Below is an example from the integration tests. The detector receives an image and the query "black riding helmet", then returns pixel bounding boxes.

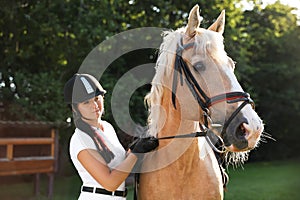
[64,73,106,104]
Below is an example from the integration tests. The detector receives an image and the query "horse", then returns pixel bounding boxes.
[137,5,264,200]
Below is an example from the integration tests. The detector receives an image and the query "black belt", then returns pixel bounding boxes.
[82,186,127,197]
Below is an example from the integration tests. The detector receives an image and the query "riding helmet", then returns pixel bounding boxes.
[64,73,106,104]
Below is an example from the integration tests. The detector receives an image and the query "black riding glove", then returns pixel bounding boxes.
[129,136,159,154]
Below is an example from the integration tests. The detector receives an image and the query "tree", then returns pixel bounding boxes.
[236,1,300,160]
[0,0,244,120]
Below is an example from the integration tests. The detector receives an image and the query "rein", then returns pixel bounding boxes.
[158,131,207,140]
[157,129,225,154]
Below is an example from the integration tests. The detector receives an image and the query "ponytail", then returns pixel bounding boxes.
[73,108,115,163]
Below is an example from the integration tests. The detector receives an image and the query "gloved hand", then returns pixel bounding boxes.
[129,136,159,154]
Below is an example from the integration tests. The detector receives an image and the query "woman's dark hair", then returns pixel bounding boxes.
[73,106,115,163]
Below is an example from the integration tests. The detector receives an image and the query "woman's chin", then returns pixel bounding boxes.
[95,111,102,118]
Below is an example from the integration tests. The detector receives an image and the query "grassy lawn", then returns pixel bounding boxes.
[224,160,300,200]
[0,160,299,199]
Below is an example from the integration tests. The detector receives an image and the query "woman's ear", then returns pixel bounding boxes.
[72,104,80,116]
[72,105,82,122]
[71,104,76,112]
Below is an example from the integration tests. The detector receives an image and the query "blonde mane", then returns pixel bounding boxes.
[145,27,228,137]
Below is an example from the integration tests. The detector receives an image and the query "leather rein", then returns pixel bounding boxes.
[157,37,255,148]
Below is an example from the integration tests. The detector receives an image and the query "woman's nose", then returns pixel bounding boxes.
[94,99,102,109]
[93,100,99,108]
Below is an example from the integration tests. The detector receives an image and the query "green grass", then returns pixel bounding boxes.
[224,160,300,200]
[0,175,80,200]
[0,174,133,200]
[0,160,299,199]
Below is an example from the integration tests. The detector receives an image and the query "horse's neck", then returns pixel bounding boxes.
[158,113,199,139]
[157,88,199,139]
[142,88,220,184]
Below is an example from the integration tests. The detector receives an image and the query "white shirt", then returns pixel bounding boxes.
[69,120,126,200]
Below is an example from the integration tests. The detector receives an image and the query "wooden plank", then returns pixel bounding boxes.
[7,144,13,160]
[48,173,54,199]
[51,129,55,157]
[14,156,53,161]
[0,138,53,145]
[0,160,54,176]
[35,173,40,196]
[54,129,59,172]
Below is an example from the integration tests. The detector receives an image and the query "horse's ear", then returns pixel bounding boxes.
[208,10,225,34]
[186,5,201,37]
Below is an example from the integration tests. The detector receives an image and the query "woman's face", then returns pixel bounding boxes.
[77,95,104,121]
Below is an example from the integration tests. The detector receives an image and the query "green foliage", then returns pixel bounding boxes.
[12,71,68,122]
[235,2,300,160]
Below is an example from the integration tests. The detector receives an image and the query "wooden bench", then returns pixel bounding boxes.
[0,121,59,199]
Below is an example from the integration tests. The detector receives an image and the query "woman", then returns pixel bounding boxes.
[64,73,158,200]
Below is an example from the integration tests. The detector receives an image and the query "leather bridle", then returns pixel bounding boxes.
[158,37,254,148]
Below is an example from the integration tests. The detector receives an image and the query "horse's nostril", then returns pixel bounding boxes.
[236,123,247,139]
[240,124,246,134]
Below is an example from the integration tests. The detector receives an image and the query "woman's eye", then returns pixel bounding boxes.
[193,62,205,71]
[95,95,103,101]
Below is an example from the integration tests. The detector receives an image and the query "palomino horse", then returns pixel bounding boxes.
[138,5,263,200]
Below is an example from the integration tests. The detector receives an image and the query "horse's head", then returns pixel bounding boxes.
[166,5,263,152]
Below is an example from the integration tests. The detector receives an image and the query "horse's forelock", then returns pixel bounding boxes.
[195,29,228,65]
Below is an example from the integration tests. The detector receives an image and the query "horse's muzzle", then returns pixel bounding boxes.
[223,115,249,150]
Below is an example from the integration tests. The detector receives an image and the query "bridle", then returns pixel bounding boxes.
[158,37,255,148]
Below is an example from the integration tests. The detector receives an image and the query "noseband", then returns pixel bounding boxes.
[167,37,254,147]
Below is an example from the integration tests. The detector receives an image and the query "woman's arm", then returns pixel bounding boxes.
[78,149,137,191]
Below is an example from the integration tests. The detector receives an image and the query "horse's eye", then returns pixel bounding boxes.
[193,62,206,71]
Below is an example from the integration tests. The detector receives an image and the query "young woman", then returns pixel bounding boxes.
[64,73,158,200]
